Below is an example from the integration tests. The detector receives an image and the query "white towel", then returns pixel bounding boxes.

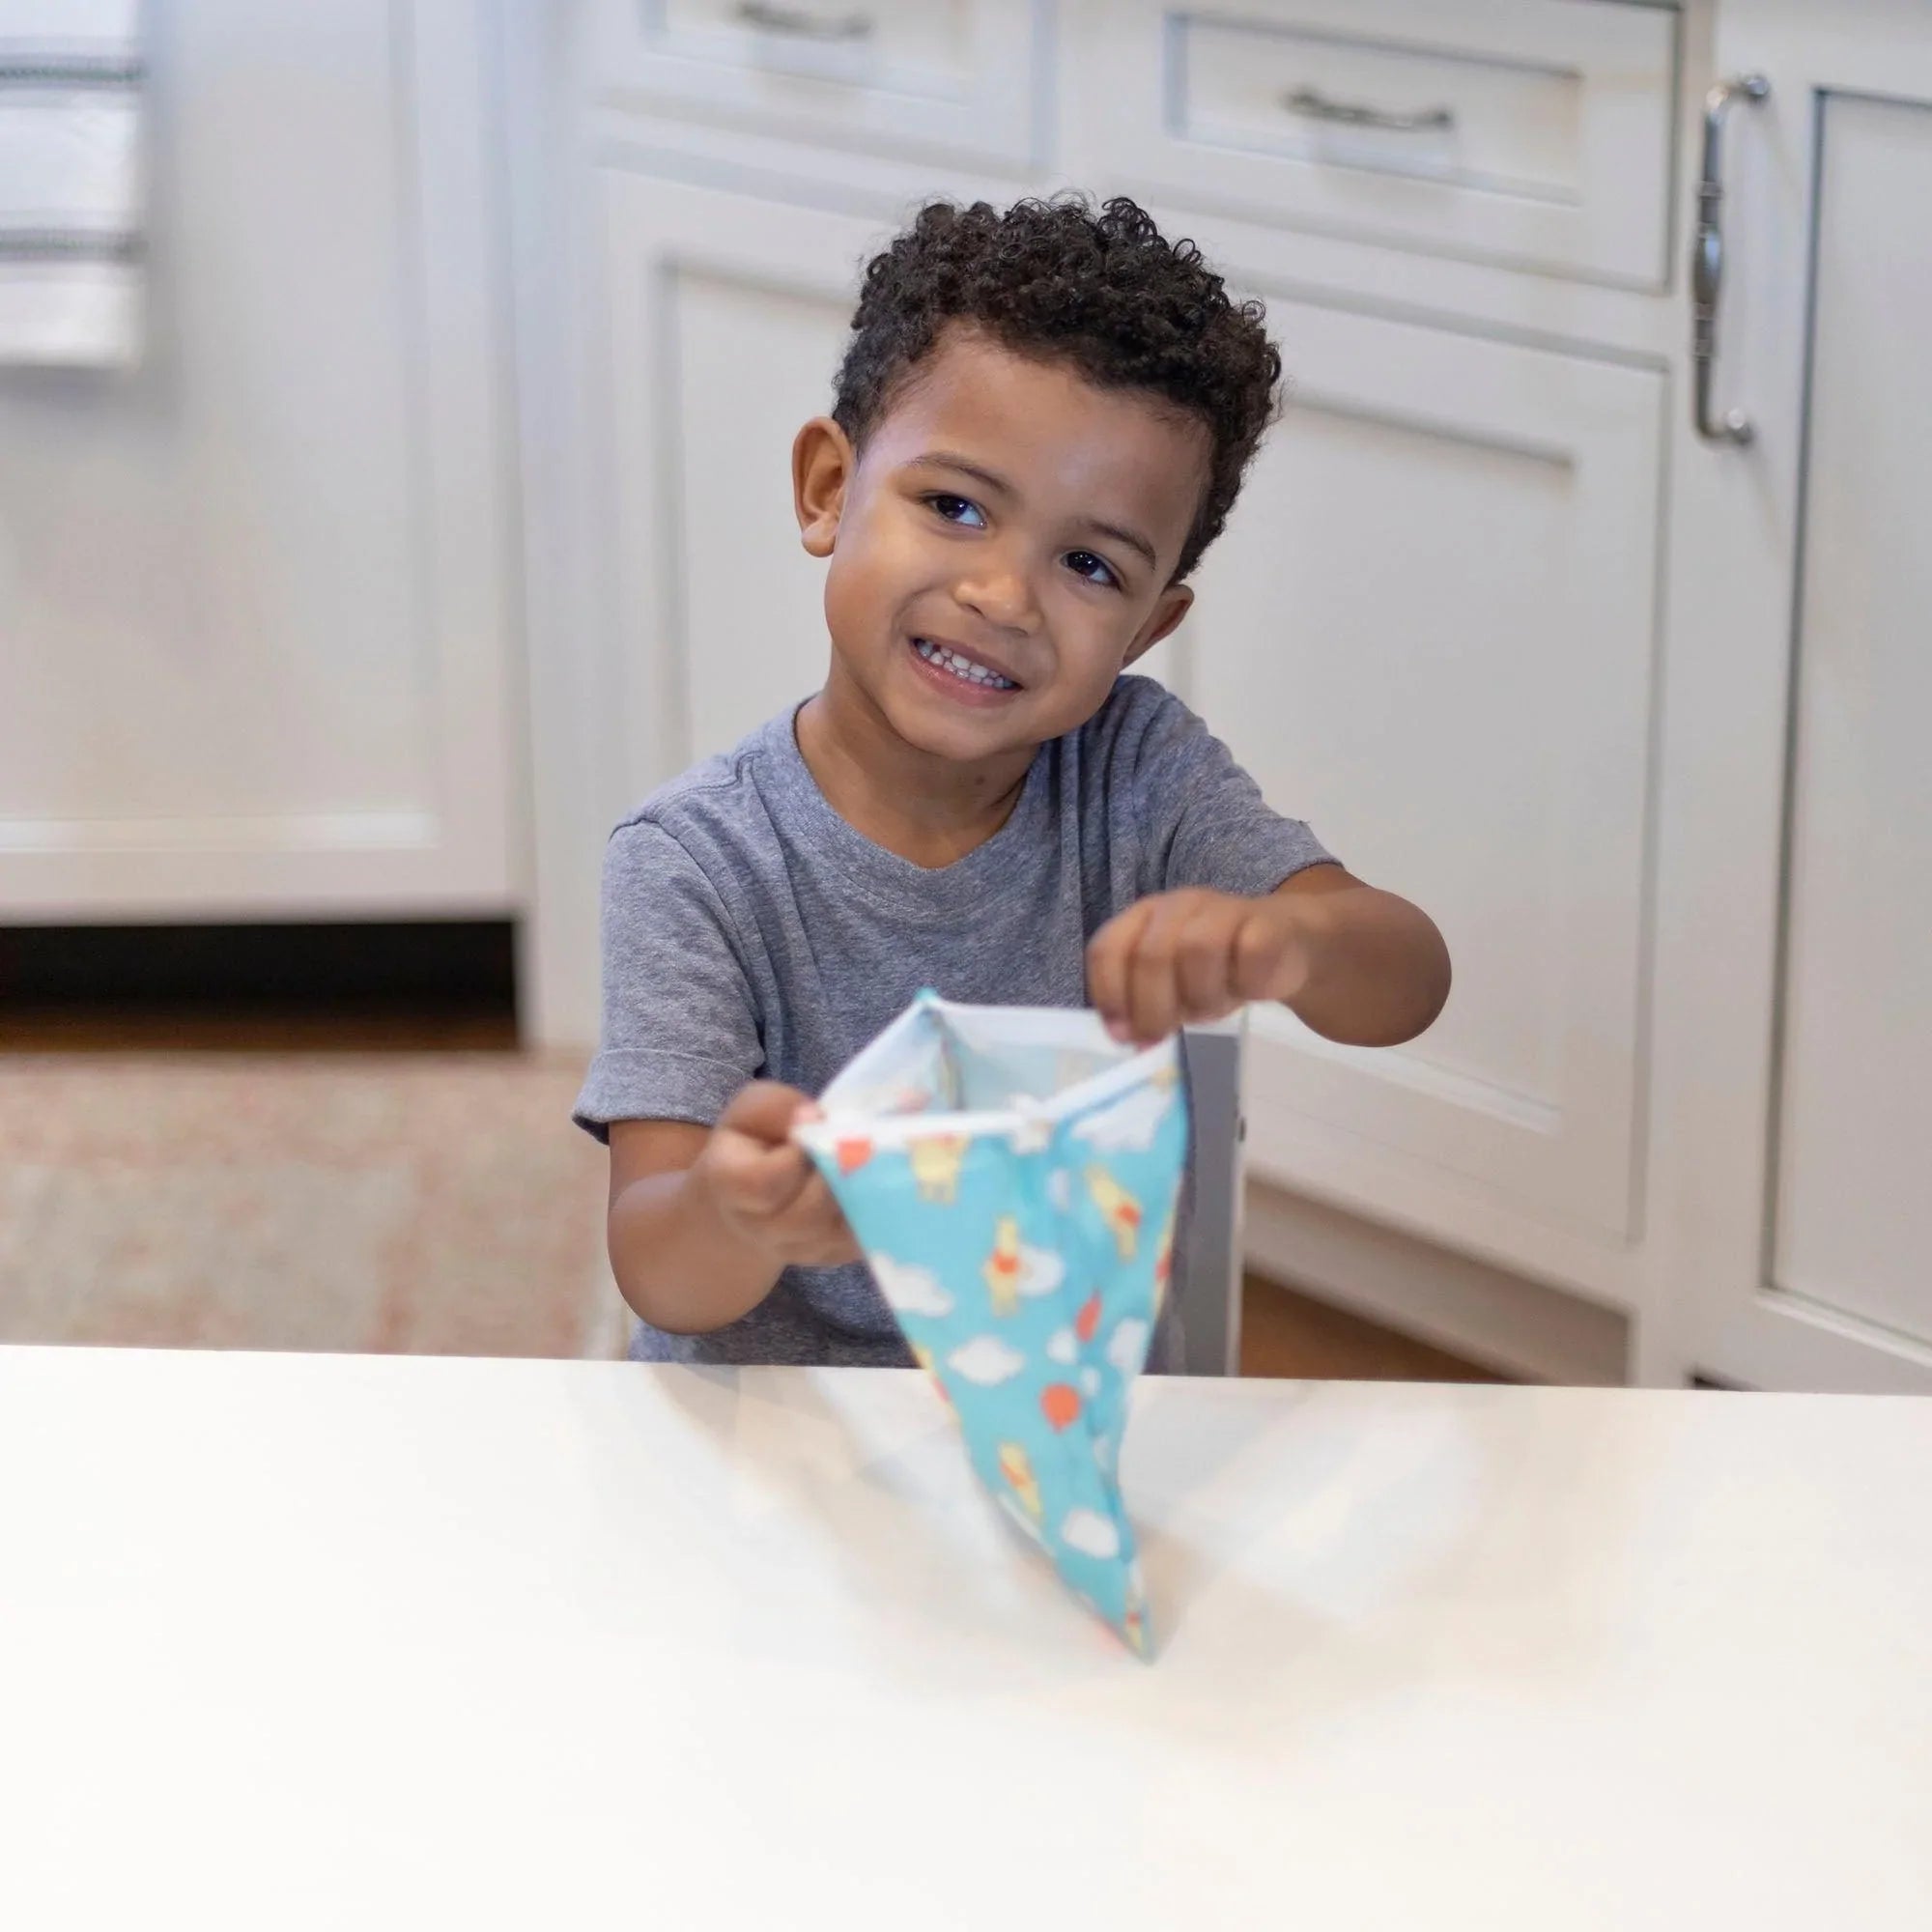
[0,0,144,365]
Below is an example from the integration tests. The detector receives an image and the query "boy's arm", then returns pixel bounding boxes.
[1088,865,1451,1049]
[1264,864,1450,1045]
[607,1086,861,1335]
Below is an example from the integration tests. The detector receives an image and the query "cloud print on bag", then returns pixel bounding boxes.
[1046,1168,1073,1211]
[1107,1318,1151,1376]
[1045,1327,1078,1365]
[1060,1508,1122,1560]
[1069,1083,1173,1154]
[871,1255,953,1319]
[949,1335,1026,1386]
[1015,1242,1065,1298]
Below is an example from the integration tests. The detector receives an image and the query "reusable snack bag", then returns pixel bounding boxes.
[794,990,1188,1654]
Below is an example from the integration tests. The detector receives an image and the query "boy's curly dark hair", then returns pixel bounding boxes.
[832,194,1281,582]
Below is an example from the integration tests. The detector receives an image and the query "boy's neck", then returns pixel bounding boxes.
[795,669,1036,870]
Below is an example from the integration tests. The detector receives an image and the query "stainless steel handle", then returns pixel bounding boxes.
[1692,73,1771,444]
[735,1,873,40]
[1281,86,1454,134]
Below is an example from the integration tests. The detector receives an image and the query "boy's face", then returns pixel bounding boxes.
[793,327,1209,766]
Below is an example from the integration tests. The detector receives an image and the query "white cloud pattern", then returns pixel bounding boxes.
[1014,1242,1065,1298]
[1045,1327,1078,1365]
[1107,1317,1151,1376]
[949,1335,1026,1386]
[1070,1083,1172,1154]
[1060,1508,1122,1560]
[871,1255,952,1319]
[1046,1168,1073,1211]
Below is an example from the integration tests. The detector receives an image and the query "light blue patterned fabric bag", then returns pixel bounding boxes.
[794,989,1188,1656]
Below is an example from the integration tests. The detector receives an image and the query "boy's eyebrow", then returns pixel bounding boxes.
[917,450,1161,574]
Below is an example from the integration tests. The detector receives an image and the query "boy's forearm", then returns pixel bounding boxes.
[1279,881,1451,1047]
[608,1164,782,1336]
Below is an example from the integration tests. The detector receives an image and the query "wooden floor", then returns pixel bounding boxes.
[1239,1271,1503,1383]
[6,1001,1504,1383]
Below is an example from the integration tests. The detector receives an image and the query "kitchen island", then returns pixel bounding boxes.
[3,1346,1928,1925]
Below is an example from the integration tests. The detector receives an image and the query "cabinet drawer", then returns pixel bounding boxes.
[1066,0,1680,287]
[589,0,1044,171]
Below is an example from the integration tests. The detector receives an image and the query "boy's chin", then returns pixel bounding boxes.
[885,698,1039,765]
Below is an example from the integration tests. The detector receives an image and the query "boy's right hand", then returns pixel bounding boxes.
[696,1082,862,1269]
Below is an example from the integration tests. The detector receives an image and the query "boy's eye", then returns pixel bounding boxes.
[925,493,985,528]
[1064,550,1121,590]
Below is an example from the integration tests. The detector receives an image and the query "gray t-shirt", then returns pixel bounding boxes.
[572,673,1335,1367]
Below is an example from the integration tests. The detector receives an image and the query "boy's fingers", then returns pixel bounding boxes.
[1125,898,1190,1043]
[717,1080,817,1147]
[711,1133,814,1217]
[1087,902,1152,1037]
[1232,911,1291,1003]
[1176,911,1238,1020]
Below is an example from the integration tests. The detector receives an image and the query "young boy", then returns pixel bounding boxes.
[573,195,1450,1369]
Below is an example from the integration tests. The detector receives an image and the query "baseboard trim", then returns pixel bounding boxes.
[1244,1182,1631,1386]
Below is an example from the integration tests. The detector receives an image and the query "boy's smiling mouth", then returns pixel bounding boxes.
[908,634,1024,698]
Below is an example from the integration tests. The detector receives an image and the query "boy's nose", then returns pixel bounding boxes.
[953,561,1041,634]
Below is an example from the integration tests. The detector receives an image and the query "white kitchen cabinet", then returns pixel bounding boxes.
[1179,297,1662,1279]
[510,0,1932,1390]
[513,0,1682,1371]
[0,0,521,920]
[596,178,894,793]
[1652,0,1932,1392]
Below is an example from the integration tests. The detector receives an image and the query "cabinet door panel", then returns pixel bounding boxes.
[0,0,518,916]
[1768,95,1932,1350]
[1663,5,1932,1393]
[671,275,850,766]
[1185,296,1662,1280]
[598,176,893,793]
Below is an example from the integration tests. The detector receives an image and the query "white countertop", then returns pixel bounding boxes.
[2,1346,1928,1929]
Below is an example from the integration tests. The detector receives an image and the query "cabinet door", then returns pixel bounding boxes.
[1180,295,1662,1299]
[595,176,895,796]
[0,2,519,918]
[1660,1,1932,1392]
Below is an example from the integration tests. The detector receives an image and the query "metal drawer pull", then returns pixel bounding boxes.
[1281,86,1454,134]
[1692,73,1771,445]
[735,1,874,40]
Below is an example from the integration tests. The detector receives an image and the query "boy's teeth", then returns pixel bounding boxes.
[914,638,1016,690]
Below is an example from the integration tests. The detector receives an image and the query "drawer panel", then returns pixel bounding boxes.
[663,0,972,72]
[591,0,1044,171]
[1066,0,1680,287]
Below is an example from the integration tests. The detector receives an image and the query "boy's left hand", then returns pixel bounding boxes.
[1087,888,1312,1046]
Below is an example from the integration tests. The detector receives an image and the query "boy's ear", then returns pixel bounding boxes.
[793,416,854,557]
[1122,582,1194,667]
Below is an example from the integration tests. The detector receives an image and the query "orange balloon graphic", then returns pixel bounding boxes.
[1040,1382,1082,1432]
[1074,1292,1101,1344]
[835,1137,873,1175]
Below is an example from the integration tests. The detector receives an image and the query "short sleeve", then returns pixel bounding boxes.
[1129,683,1339,897]
[570,820,762,1143]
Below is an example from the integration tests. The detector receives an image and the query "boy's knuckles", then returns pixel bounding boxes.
[1236,916,1278,961]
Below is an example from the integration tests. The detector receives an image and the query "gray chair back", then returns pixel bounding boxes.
[1175,1021,1245,1377]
